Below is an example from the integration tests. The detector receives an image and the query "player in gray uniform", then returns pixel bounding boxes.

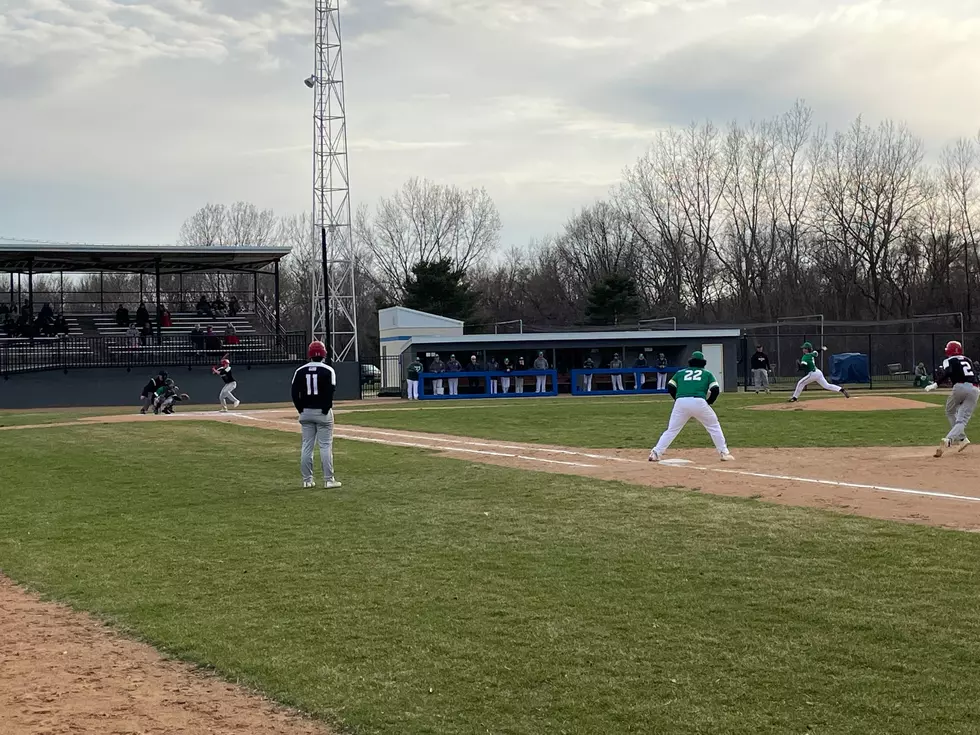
[291,340,341,488]
[929,341,979,457]
[533,351,549,392]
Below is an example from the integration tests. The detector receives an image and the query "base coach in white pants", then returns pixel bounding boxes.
[291,340,342,489]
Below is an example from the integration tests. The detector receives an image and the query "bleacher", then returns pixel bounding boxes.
[91,312,259,338]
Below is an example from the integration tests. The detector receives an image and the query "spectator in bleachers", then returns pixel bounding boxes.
[139,322,153,345]
[0,302,8,317]
[212,297,226,318]
[196,295,213,319]
[161,309,172,328]
[126,324,139,347]
[115,304,130,327]
[54,314,69,336]
[17,311,33,338]
[228,296,240,316]
[205,325,222,352]
[135,302,150,327]
[224,324,241,347]
[3,315,14,337]
[190,324,205,352]
[39,302,54,324]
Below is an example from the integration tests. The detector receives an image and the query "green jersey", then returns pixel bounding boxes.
[669,367,719,399]
[800,352,817,374]
[406,361,422,380]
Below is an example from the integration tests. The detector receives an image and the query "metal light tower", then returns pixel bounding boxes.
[310,0,358,361]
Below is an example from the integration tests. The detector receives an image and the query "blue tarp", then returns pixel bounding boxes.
[830,353,869,384]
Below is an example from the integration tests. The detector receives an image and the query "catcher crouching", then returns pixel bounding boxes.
[152,378,190,414]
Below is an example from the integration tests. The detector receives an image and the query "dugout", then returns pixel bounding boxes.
[401,328,741,397]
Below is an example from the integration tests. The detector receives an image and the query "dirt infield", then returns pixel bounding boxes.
[4,406,979,732]
[752,395,935,411]
[0,575,333,735]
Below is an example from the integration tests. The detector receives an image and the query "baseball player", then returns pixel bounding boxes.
[445,354,462,395]
[609,353,624,391]
[212,355,240,411]
[153,378,189,414]
[789,342,850,402]
[582,356,595,392]
[633,352,648,389]
[750,345,771,394]
[515,356,526,393]
[291,340,341,489]
[488,356,499,394]
[929,341,978,457]
[406,354,423,400]
[501,358,512,393]
[533,351,549,392]
[429,354,446,395]
[140,371,167,414]
[649,351,733,462]
[655,353,668,391]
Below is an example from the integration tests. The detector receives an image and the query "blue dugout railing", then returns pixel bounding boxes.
[418,369,559,399]
[569,367,680,396]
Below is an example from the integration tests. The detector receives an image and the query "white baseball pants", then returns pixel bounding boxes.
[515,376,524,393]
[657,372,668,390]
[653,397,729,456]
[535,375,547,392]
[583,374,593,392]
[945,383,979,442]
[407,379,419,400]
[448,378,459,395]
[635,373,646,389]
[501,376,511,392]
[792,369,841,399]
[611,374,624,391]
[434,379,444,395]
[489,379,497,394]
[219,381,238,408]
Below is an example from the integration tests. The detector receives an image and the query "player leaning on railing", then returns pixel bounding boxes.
[926,341,978,457]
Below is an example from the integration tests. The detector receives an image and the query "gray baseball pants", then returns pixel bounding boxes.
[945,383,979,442]
[300,408,335,483]
[752,368,769,391]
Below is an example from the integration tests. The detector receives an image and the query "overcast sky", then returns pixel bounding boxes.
[2,0,980,248]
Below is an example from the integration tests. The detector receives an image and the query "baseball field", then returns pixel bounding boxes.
[3,391,980,734]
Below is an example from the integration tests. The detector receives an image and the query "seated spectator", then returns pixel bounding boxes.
[54,314,69,336]
[3,315,14,337]
[139,322,153,345]
[189,324,205,351]
[126,324,139,347]
[224,324,240,347]
[196,295,213,319]
[161,309,173,328]
[204,325,222,351]
[211,297,226,318]
[0,302,8,317]
[39,302,54,323]
[228,295,240,316]
[115,304,130,327]
[135,302,149,327]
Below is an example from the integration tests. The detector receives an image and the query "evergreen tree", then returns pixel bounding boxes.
[584,272,642,325]
[403,259,478,321]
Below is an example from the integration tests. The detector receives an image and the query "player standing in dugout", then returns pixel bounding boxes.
[291,340,342,489]
[928,340,978,457]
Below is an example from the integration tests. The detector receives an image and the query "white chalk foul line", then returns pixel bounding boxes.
[229,413,980,504]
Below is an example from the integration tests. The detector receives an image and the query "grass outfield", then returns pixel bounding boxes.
[338,392,950,449]
[3,422,980,734]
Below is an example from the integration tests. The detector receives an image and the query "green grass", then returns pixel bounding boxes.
[3,422,980,734]
[339,392,948,449]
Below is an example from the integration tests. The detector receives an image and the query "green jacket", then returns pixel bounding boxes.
[407,360,423,380]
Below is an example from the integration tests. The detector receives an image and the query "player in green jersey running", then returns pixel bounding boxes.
[789,342,850,402]
[649,351,733,462]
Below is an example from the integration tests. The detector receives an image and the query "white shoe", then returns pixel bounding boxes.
[957,438,971,453]
[303,480,315,488]
[325,479,342,489]
[220,406,228,412]
[233,400,240,409]
[935,439,952,458]
[721,452,735,461]
[648,449,661,462]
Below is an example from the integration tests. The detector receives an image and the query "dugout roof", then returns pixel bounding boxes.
[0,241,292,275]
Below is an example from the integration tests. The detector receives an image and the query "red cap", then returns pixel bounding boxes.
[946,340,964,357]
[220,358,230,366]
[308,340,327,359]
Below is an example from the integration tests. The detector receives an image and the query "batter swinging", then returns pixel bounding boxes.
[648,351,733,462]
[789,342,850,402]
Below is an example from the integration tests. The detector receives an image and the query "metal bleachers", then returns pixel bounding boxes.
[90,312,258,338]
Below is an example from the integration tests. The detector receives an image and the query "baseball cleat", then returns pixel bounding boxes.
[220,406,228,412]
[648,449,661,462]
[233,399,241,408]
[935,439,952,458]
[303,481,315,488]
[841,388,851,398]
[957,438,971,453]
[720,452,734,461]
[325,479,342,489]
[788,397,798,402]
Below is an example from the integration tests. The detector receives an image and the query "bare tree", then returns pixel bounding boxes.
[355,178,501,300]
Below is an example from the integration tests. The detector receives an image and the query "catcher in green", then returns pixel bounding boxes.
[648,351,733,462]
[789,342,850,402]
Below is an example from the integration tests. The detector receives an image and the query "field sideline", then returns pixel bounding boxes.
[2,392,980,734]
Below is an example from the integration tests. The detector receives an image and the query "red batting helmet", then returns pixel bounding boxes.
[308,340,327,359]
[220,358,230,367]
[946,340,964,357]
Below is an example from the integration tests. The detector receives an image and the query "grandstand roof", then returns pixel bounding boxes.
[0,240,292,274]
